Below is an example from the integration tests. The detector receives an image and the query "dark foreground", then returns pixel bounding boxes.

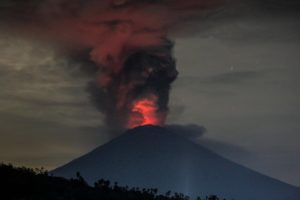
[0,164,220,200]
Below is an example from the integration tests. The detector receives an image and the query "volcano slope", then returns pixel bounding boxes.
[53,125,300,200]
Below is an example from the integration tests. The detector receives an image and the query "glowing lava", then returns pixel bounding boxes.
[127,95,164,129]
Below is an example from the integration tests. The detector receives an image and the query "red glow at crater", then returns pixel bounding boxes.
[127,95,165,129]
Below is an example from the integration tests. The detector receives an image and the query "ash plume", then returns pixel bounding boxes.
[89,40,177,129]
[0,0,224,130]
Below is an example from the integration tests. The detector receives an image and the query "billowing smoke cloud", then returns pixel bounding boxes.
[0,0,224,130]
[88,40,177,129]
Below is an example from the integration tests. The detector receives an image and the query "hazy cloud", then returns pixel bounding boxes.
[0,34,103,127]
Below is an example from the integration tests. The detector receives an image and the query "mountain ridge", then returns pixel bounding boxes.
[53,125,300,200]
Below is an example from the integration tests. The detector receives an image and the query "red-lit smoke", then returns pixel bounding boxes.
[1,0,223,130]
[127,95,164,129]
[95,43,177,129]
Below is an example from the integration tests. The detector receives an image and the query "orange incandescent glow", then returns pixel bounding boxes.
[127,95,164,129]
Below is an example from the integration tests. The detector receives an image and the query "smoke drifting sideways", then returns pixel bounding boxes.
[0,0,224,131]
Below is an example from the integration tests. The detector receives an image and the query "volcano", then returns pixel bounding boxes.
[52,126,300,200]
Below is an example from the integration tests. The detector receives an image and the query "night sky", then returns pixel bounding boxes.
[0,0,299,186]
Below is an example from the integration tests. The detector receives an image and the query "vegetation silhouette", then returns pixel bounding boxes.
[0,163,225,200]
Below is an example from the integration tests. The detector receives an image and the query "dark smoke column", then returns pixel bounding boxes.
[92,39,178,129]
[80,0,223,130]
[0,0,223,130]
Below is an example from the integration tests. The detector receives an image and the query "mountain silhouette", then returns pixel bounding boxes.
[53,125,300,200]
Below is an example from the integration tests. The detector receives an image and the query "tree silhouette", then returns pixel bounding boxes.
[0,163,224,200]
